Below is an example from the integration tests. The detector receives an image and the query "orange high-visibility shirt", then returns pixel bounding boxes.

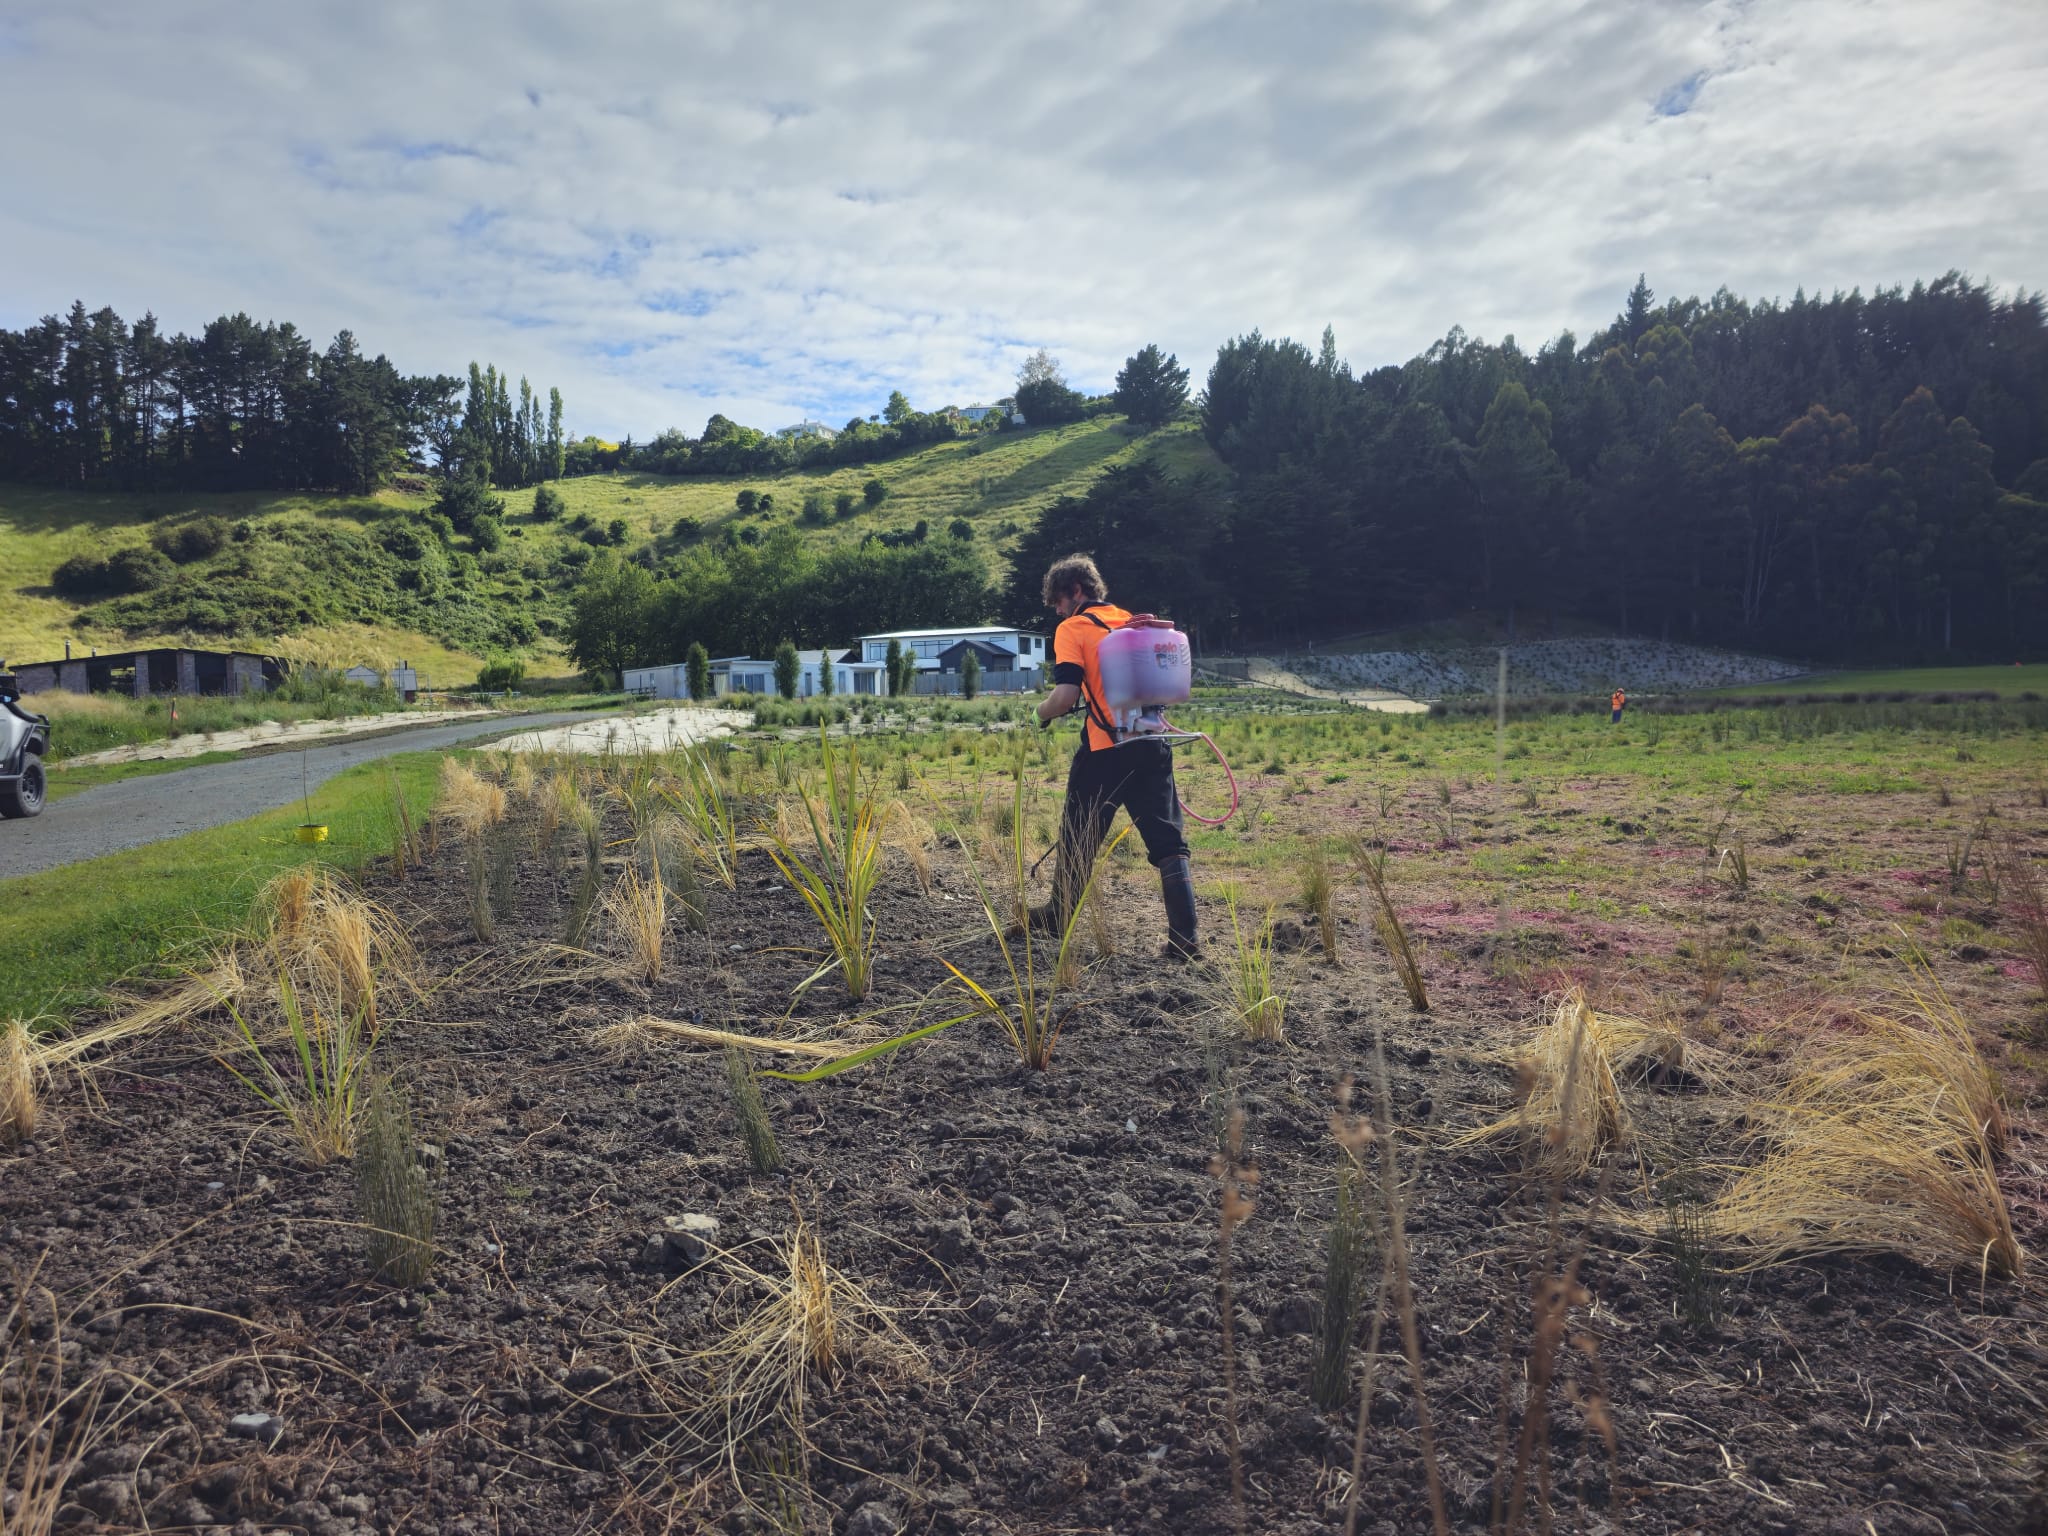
[1053,601,1134,752]
[1611,691,1626,710]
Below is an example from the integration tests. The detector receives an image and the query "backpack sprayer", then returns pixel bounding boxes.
[1087,616,1239,827]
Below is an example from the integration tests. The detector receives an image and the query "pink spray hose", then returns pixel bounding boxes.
[1158,714,1239,826]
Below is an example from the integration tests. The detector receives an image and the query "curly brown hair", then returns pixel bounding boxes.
[1040,553,1107,607]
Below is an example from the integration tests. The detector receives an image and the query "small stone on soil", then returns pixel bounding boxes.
[843,1502,900,1536]
[660,1213,720,1263]
[226,1411,284,1447]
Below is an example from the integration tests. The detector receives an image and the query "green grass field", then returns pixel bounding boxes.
[0,417,1212,678]
[1715,663,2048,697]
[0,752,447,1020]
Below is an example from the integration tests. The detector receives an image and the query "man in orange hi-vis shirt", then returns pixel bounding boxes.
[1026,553,1197,960]
[1611,688,1627,724]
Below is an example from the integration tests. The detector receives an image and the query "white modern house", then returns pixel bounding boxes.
[856,626,1046,676]
[627,651,888,699]
[624,627,1042,703]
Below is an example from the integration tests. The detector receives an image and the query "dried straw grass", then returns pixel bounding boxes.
[256,866,419,1036]
[437,757,507,838]
[643,1212,922,1482]
[882,799,935,894]
[591,1016,858,1060]
[1703,968,2022,1278]
[1449,988,1695,1174]
[602,865,668,986]
[1706,1116,2022,1279]
[2,1018,40,1146]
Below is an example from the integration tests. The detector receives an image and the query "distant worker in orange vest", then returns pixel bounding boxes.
[1610,688,1627,724]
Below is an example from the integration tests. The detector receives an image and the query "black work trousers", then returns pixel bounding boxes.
[1053,738,1189,911]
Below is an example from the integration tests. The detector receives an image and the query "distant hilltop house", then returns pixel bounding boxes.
[8,644,281,698]
[623,625,1046,701]
[776,420,838,441]
[957,404,1024,426]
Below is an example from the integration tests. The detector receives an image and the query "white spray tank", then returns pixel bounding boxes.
[1095,616,1192,739]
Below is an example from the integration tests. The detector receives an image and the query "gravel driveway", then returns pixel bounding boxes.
[0,709,606,881]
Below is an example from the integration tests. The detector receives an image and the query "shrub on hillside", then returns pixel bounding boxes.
[863,478,887,506]
[52,545,175,597]
[432,472,505,535]
[472,515,505,552]
[532,484,565,521]
[835,491,857,517]
[476,656,527,691]
[151,515,232,563]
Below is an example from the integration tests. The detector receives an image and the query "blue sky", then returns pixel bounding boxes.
[2,0,2043,440]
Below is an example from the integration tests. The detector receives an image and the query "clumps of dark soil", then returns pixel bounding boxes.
[5,803,2046,1536]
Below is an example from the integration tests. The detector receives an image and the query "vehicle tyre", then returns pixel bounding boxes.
[0,759,45,818]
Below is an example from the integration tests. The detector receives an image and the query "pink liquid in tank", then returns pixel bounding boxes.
[1095,622,1192,736]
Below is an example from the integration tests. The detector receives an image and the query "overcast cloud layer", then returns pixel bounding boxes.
[3,1,2044,440]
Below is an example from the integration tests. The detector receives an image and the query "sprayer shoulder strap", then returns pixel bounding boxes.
[1070,604,1121,738]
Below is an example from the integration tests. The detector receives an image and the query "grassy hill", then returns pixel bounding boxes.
[1,417,1218,684]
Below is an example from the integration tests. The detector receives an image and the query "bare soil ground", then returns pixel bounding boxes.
[7,764,2046,1536]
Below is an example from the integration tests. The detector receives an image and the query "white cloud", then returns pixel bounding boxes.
[2,0,2042,438]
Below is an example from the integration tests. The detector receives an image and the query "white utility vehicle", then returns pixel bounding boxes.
[0,668,50,818]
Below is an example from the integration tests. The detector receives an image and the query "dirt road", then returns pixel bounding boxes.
[0,709,604,881]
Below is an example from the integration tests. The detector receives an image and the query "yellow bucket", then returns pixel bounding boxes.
[295,824,329,844]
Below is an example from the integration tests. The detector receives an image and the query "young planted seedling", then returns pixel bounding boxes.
[1299,841,1338,961]
[356,1075,438,1286]
[1220,886,1288,1041]
[1358,849,1428,1012]
[769,729,884,1002]
[725,1045,783,1173]
[215,963,370,1165]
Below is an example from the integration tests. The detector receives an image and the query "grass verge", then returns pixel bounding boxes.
[0,751,446,1022]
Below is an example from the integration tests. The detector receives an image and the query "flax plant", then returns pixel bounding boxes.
[768,729,884,1002]
[763,766,1125,1080]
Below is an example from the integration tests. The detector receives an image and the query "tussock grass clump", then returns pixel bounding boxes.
[882,799,934,894]
[602,865,668,987]
[1219,886,1288,1041]
[356,1076,438,1286]
[1356,850,1428,1011]
[440,758,509,940]
[1299,841,1338,960]
[217,963,370,1165]
[1311,1097,1373,1410]
[1450,988,1685,1175]
[562,798,606,948]
[384,764,423,876]
[1994,835,2048,1004]
[1709,1116,2022,1279]
[255,865,417,1037]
